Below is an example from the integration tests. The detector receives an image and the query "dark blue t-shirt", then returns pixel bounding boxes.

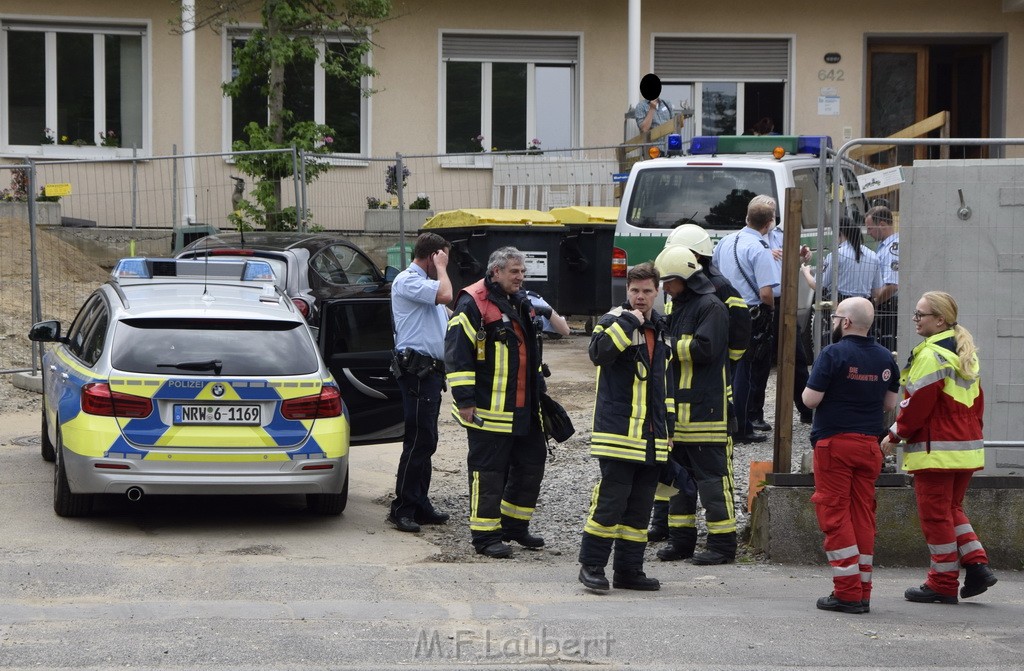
[806,335,900,443]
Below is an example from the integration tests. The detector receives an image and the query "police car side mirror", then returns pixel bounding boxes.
[28,320,67,344]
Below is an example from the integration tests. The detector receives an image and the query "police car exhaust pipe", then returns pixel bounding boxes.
[126,487,144,502]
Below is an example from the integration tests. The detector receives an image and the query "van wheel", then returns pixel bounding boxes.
[40,410,56,463]
[53,429,94,518]
[306,467,349,515]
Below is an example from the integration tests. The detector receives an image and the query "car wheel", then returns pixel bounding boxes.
[40,408,56,463]
[306,466,348,515]
[53,428,94,518]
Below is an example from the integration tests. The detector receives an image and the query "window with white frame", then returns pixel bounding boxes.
[1,20,145,149]
[654,37,789,136]
[228,35,366,155]
[442,33,579,153]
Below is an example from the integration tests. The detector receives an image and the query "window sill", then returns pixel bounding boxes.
[439,154,493,169]
[4,146,144,160]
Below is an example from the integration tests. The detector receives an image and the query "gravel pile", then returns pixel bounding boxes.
[406,331,815,566]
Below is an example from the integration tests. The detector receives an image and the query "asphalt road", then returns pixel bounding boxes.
[2,408,1023,671]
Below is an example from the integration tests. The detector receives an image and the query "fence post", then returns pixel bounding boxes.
[171,144,178,250]
[292,147,303,232]
[395,153,408,267]
[27,161,43,373]
[131,145,138,230]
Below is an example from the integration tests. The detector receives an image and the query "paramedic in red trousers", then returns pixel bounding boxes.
[444,246,547,559]
[388,233,453,533]
[578,262,673,592]
[881,291,997,604]
[802,297,900,614]
[654,245,735,565]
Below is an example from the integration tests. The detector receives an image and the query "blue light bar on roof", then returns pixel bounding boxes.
[690,135,833,156]
[111,257,277,283]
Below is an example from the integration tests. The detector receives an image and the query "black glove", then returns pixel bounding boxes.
[533,304,553,319]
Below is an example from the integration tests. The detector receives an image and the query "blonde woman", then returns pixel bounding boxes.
[881,291,996,604]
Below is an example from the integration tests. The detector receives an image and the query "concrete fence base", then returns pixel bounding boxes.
[749,476,1024,569]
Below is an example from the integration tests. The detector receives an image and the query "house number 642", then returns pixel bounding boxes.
[818,69,845,81]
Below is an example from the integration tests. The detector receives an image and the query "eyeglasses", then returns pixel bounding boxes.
[912,311,937,320]
[830,314,848,322]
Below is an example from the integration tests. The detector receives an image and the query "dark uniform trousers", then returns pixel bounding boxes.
[666,441,737,558]
[390,370,444,520]
[579,458,661,570]
[733,347,772,436]
[875,295,898,354]
[466,419,547,551]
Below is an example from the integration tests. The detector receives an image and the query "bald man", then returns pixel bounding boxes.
[802,297,900,615]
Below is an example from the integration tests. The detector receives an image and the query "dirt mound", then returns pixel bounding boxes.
[1,217,110,371]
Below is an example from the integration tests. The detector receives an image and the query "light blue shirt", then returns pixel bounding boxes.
[633,99,673,130]
[875,232,899,288]
[391,263,447,359]
[819,241,883,299]
[712,227,779,307]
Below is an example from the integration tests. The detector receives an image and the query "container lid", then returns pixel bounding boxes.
[548,206,619,224]
[423,208,564,229]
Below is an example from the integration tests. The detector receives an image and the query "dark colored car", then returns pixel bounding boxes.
[178,232,403,444]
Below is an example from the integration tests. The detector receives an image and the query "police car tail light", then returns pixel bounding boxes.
[281,385,342,419]
[611,247,627,278]
[82,383,153,418]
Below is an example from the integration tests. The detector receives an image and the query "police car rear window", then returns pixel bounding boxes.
[625,167,778,232]
[111,319,320,376]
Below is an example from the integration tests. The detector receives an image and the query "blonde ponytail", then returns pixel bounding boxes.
[922,291,979,380]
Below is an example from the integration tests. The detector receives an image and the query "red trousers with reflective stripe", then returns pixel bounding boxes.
[811,433,882,603]
[912,469,988,596]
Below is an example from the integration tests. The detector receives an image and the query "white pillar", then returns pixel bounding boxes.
[627,0,641,109]
[181,0,197,225]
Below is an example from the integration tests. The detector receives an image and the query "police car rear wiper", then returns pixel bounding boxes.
[157,359,223,375]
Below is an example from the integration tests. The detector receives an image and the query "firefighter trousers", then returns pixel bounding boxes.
[579,459,660,570]
[810,433,882,603]
[667,441,737,557]
[466,420,547,551]
[913,469,989,597]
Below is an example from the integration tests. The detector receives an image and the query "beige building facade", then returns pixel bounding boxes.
[2,1,1023,163]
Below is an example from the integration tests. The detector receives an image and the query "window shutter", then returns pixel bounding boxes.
[654,38,789,80]
[443,34,578,63]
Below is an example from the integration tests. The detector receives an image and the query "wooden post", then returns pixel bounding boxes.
[772,187,803,473]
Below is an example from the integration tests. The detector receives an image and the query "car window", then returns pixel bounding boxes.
[320,300,394,354]
[80,311,109,366]
[311,244,381,285]
[625,167,777,232]
[65,294,105,360]
[792,168,822,231]
[110,318,321,376]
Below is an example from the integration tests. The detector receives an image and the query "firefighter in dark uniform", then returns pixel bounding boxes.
[445,246,547,559]
[649,224,750,544]
[654,245,736,565]
[578,262,674,592]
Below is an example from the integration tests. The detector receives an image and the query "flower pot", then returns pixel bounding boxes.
[363,209,434,232]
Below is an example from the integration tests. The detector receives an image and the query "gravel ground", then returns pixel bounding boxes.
[394,328,816,567]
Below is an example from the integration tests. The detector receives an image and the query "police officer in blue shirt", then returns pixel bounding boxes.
[388,232,453,533]
[712,195,780,443]
[866,205,899,352]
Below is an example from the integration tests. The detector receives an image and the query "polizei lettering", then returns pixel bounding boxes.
[165,380,207,389]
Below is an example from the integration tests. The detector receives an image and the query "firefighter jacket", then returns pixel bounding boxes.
[667,274,730,445]
[705,264,751,364]
[889,329,985,472]
[588,304,675,464]
[445,277,543,435]
[666,265,750,364]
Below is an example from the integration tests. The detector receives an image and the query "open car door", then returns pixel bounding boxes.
[318,297,403,444]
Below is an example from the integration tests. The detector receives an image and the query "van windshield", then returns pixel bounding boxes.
[625,167,778,232]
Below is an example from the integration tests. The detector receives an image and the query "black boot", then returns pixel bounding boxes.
[657,543,694,561]
[692,532,736,565]
[905,584,958,604]
[612,568,660,591]
[961,563,998,599]
[657,526,696,561]
[579,565,610,591]
[648,500,669,542]
[502,530,545,548]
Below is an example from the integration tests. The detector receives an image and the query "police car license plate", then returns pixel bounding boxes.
[173,404,261,426]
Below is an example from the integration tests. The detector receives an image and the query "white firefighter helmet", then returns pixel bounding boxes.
[654,245,701,281]
[666,223,714,258]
